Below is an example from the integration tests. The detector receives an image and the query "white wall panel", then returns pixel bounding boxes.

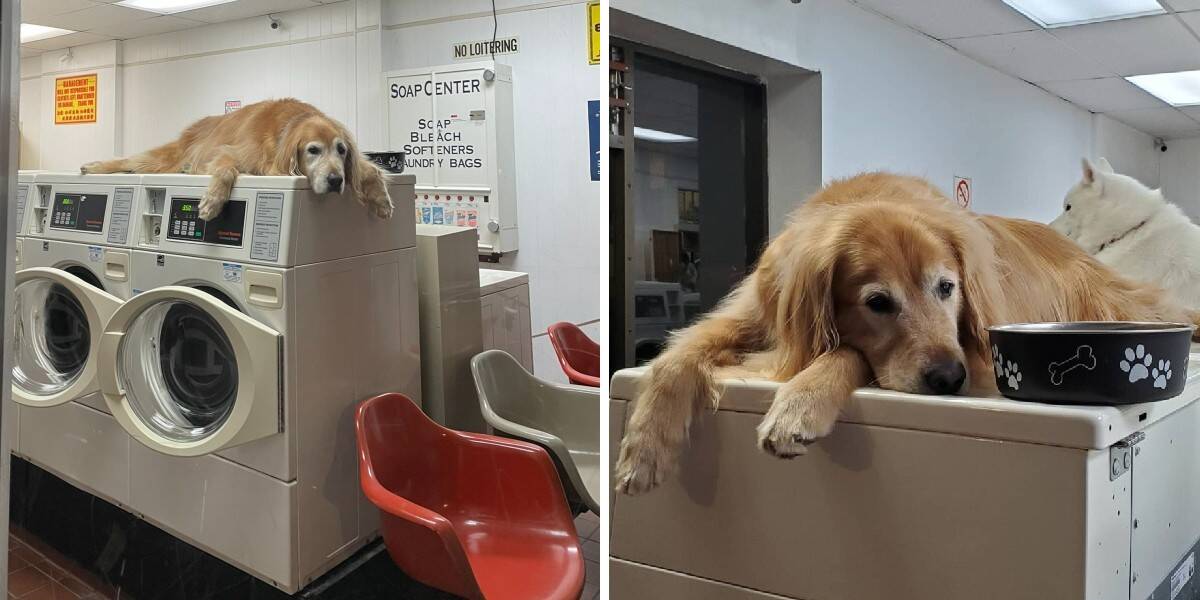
[383,0,602,348]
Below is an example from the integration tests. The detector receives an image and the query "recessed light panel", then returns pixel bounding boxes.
[20,24,76,44]
[1001,0,1165,28]
[1127,70,1200,107]
[114,0,238,15]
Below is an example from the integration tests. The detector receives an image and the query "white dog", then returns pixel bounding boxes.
[1050,158,1200,310]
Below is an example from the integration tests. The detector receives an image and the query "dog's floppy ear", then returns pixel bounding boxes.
[945,218,1006,366]
[272,120,303,176]
[765,221,840,375]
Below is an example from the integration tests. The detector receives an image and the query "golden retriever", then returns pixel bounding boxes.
[80,98,393,221]
[616,172,1200,495]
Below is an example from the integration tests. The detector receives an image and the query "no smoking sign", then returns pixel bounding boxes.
[954,176,971,209]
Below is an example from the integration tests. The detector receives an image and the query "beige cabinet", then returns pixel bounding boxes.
[479,268,533,372]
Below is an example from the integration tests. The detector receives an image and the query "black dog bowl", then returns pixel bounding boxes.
[364,151,406,173]
[988,322,1194,405]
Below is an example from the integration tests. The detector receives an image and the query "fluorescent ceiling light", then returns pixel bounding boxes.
[634,127,697,143]
[114,0,238,15]
[20,24,75,43]
[1127,70,1200,107]
[1000,0,1165,28]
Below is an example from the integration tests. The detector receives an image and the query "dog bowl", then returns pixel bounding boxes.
[987,322,1193,405]
[364,151,406,173]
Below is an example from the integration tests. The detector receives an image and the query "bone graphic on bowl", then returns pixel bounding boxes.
[1047,345,1097,385]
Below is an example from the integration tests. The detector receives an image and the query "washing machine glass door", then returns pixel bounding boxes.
[99,286,282,456]
[11,267,122,407]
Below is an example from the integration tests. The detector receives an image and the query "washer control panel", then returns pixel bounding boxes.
[49,193,107,232]
[166,197,246,247]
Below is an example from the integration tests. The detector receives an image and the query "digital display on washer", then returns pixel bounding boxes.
[166,197,245,246]
[49,193,107,232]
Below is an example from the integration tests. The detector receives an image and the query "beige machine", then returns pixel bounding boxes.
[479,268,533,371]
[15,173,420,593]
[611,362,1200,599]
[414,224,485,432]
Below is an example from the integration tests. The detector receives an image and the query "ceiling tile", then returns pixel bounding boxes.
[22,0,101,22]
[1106,107,1200,137]
[37,4,158,32]
[22,31,113,51]
[946,30,1111,83]
[87,15,206,39]
[1039,77,1170,111]
[179,0,320,23]
[852,0,1037,40]
[1051,14,1200,76]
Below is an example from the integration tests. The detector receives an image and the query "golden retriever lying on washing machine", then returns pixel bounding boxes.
[81,98,392,221]
[615,172,1200,495]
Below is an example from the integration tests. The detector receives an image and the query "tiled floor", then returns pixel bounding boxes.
[574,511,602,600]
[8,512,602,600]
[8,528,118,599]
[10,457,601,599]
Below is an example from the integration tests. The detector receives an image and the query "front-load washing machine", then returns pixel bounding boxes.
[10,170,45,453]
[11,173,144,505]
[95,173,419,592]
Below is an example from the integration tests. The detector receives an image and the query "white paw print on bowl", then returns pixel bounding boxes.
[1152,359,1173,389]
[1003,360,1022,390]
[1119,345,1153,383]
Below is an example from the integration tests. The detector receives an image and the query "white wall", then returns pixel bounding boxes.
[1161,137,1200,219]
[381,0,602,382]
[614,0,1161,227]
[18,0,600,384]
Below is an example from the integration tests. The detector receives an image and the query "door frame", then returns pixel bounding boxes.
[0,0,21,593]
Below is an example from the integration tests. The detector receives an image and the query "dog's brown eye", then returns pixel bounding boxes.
[307,146,320,155]
[937,280,955,299]
[865,293,895,314]
[337,143,346,154]
[1065,204,1072,211]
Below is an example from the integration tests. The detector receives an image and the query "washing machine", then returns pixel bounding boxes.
[9,170,44,453]
[10,173,143,505]
[95,173,420,592]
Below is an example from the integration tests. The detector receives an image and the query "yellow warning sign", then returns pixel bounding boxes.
[55,74,98,125]
[588,1,601,65]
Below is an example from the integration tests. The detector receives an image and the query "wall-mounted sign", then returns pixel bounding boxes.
[954,176,971,208]
[54,74,97,125]
[452,37,519,60]
[588,1,601,65]
[224,100,242,113]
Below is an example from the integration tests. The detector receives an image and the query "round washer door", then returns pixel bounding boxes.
[99,286,282,456]
[11,267,122,407]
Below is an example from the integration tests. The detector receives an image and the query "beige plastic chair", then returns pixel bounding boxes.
[471,349,600,515]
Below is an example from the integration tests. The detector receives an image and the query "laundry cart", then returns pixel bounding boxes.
[609,359,1200,600]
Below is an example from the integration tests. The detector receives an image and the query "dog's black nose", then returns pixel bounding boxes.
[923,360,966,395]
[327,175,344,192]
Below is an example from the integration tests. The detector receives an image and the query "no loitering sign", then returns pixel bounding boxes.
[452,37,519,60]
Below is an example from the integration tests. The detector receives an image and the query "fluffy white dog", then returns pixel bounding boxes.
[1050,158,1200,310]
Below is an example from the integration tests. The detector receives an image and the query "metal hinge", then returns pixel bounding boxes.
[1110,431,1145,481]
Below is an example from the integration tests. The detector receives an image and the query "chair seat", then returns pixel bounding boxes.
[451,518,585,600]
[571,450,601,513]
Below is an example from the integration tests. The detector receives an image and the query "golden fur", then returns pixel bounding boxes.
[81,98,392,221]
[616,172,1199,494]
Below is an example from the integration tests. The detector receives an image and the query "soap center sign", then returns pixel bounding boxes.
[386,69,490,188]
[55,74,98,125]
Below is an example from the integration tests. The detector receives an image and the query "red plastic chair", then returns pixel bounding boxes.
[356,393,585,600]
[546,322,601,387]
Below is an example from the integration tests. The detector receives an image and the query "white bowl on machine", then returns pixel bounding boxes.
[11,172,144,504]
[96,173,420,593]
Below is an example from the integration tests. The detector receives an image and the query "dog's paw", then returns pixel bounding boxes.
[614,434,676,495]
[80,161,101,175]
[373,198,394,220]
[756,385,839,459]
[198,192,226,221]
